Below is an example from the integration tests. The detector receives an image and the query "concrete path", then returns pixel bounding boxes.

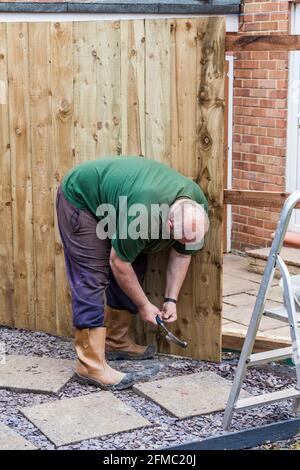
[0,423,37,450]
[223,254,290,341]
[21,392,150,447]
[133,371,250,419]
[0,355,74,394]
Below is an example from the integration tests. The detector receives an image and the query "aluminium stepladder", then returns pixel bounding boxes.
[223,191,300,430]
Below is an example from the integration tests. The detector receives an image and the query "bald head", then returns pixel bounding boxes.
[169,198,209,245]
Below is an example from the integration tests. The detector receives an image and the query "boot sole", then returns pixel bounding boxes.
[74,373,133,391]
[106,346,156,361]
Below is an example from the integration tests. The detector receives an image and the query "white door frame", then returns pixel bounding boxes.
[286,3,300,232]
[225,55,234,252]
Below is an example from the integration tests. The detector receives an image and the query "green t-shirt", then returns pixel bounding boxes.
[62,156,208,262]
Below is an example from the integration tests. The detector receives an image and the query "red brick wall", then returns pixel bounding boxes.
[231,0,290,253]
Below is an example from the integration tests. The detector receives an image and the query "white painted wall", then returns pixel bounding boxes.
[0,12,239,31]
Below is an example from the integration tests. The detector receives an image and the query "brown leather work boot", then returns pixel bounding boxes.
[104,306,156,360]
[74,327,135,390]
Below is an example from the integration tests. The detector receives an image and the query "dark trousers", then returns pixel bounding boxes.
[56,186,148,328]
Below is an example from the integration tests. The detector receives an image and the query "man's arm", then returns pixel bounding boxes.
[162,248,191,323]
[109,247,160,325]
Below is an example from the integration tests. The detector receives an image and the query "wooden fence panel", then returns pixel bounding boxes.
[0,18,225,361]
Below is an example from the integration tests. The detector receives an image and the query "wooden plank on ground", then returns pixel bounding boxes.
[73,21,97,163]
[96,20,121,157]
[226,33,300,52]
[223,189,300,208]
[222,331,291,353]
[29,22,56,334]
[7,22,35,330]
[51,22,74,336]
[121,19,145,156]
[0,22,14,326]
[193,17,225,362]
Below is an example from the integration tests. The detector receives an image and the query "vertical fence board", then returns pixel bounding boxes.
[29,22,56,334]
[51,22,74,336]
[73,21,98,163]
[194,17,226,361]
[7,22,35,330]
[145,19,171,164]
[96,20,121,157]
[170,18,198,176]
[0,23,14,326]
[121,20,145,156]
[139,19,171,353]
[168,18,200,357]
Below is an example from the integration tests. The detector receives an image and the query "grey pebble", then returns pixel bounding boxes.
[0,325,298,450]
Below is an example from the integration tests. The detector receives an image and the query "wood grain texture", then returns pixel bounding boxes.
[51,22,74,336]
[29,22,56,334]
[0,23,14,326]
[121,20,145,156]
[0,19,224,360]
[73,21,97,162]
[7,22,35,330]
[170,18,198,177]
[224,189,297,208]
[226,33,300,52]
[193,17,225,361]
[168,18,199,358]
[139,17,225,361]
[222,331,291,353]
[96,20,121,157]
[145,19,171,164]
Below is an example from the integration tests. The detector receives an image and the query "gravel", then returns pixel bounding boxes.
[0,325,299,450]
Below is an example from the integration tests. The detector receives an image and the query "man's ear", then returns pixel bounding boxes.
[168,219,173,229]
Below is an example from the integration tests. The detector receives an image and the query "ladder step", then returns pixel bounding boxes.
[247,347,293,366]
[234,388,300,411]
[263,305,300,324]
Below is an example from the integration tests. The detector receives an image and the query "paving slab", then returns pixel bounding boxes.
[263,325,292,339]
[0,423,37,450]
[21,391,150,447]
[247,285,284,303]
[0,355,74,394]
[222,302,285,331]
[133,371,251,419]
[223,274,260,296]
[223,292,258,307]
[223,253,279,286]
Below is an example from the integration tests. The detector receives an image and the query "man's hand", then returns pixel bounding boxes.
[139,301,161,325]
[161,301,177,323]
